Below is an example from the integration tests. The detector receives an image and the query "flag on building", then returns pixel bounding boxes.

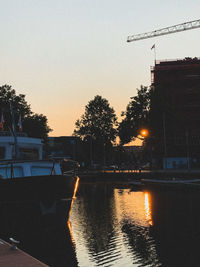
[151,44,155,50]
[0,113,5,131]
[18,114,23,132]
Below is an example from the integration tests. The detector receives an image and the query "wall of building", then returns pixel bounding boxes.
[47,136,80,160]
[151,57,200,168]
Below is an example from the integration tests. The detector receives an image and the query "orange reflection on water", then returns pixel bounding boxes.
[144,192,153,226]
[68,177,80,219]
[68,220,72,235]
[73,177,80,199]
[114,190,153,227]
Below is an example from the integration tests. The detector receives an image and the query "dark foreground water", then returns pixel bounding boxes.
[1,181,200,267]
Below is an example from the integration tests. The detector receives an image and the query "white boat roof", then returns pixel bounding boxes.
[0,136,42,145]
[0,131,43,160]
[0,132,42,145]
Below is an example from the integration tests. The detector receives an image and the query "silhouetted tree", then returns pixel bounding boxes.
[74,95,118,165]
[23,114,51,141]
[0,84,51,141]
[118,86,152,145]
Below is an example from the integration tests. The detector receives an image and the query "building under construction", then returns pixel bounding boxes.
[151,57,200,169]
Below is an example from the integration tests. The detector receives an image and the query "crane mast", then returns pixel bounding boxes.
[127,19,200,42]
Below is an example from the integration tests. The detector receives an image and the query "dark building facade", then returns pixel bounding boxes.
[151,57,200,169]
[47,136,81,161]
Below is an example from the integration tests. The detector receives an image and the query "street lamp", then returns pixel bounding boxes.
[140,129,149,138]
[139,128,152,170]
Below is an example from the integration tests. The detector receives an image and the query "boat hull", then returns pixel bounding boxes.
[0,174,78,202]
[0,175,79,229]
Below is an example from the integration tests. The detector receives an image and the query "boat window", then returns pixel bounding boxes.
[0,147,5,159]
[19,148,39,160]
[0,166,23,179]
[31,167,52,176]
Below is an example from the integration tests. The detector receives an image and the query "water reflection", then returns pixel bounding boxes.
[115,190,152,227]
[114,189,159,266]
[71,183,200,267]
[68,177,80,219]
[0,199,78,267]
[144,192,153,226]
[71,184,122,266]
[71,185,158,266]
[149,190,200,267]
[1,182,200,266]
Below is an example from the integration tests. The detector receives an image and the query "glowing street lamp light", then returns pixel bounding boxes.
[140,129,149,137]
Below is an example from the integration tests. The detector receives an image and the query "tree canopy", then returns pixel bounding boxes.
[74,95,118,165]
[118,86,152,145]
[0,84,51,141]
[74,95,118,143]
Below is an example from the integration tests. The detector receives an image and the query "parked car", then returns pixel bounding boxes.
[141,163,150,170]
[108,165,118,170]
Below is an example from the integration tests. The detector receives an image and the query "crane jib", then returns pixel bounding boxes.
[127,19,200,42]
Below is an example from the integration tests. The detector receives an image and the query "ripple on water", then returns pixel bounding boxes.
[70,184,199,267]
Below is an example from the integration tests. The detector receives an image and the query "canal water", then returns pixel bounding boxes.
[1,181,200,267]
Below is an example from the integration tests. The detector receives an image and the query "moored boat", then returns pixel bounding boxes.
[141,178,200,190]
[0,131,79,221]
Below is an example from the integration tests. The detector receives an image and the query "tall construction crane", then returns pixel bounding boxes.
[127,19,200,42]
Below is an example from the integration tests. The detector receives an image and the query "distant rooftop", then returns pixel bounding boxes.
[151,57,200,72]
[155,57,200,66]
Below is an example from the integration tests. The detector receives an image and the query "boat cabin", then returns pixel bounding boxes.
[0,132,43,160]
[0,132,62,178]
[0,160,62,178]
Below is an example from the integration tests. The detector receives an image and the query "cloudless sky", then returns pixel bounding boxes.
[0,0,199,136]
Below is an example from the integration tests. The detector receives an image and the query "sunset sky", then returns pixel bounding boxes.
[0,1,199,137]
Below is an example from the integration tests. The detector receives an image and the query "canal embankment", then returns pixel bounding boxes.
[78,169,200,182]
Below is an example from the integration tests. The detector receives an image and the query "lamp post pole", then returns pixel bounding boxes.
[163,112,167,169]
[10,102,19,159]
[185,130,190,170]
